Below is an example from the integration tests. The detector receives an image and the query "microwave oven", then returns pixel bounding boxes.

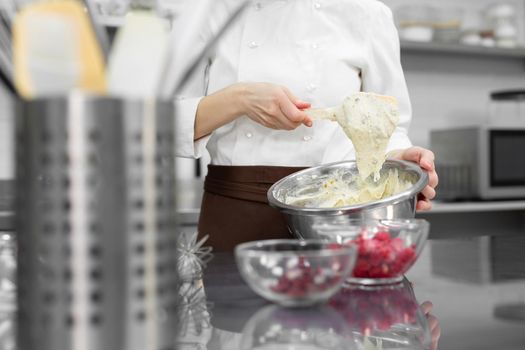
[431,127,525,200]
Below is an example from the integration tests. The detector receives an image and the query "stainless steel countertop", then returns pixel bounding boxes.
[191,252,428,348]
[176,238,525,349]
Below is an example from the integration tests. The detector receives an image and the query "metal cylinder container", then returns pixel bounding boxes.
[15,94,178,350]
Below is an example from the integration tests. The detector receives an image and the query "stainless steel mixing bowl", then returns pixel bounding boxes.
[267,160,428,239]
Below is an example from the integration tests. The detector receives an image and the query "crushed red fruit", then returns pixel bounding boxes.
[328,285,418,332]
[270,249,346,298]
[346,231,416,279]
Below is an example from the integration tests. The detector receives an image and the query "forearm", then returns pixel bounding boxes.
[194,83,246,140]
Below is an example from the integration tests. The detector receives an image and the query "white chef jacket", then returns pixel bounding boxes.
[174,0,412,167]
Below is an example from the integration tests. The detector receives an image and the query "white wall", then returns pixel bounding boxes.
[1,0,524,179]
[403,53,525,148]
[383,0,525,43]
[383,0,525,148]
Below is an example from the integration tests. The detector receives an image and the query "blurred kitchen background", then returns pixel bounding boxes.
[2,0,525,179]
[1,0,525,349]
[174,0,525,180]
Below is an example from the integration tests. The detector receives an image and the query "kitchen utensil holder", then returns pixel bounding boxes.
[15,93,179,350]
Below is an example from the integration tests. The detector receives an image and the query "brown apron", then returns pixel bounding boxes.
[197,165,307,251]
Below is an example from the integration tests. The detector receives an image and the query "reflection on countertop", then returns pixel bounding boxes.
[0,232,521,349]
[407,239,525,350]
[177,252,434,350]
[175,236,525,350]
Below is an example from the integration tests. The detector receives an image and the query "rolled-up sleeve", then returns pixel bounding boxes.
[361,3,412,152]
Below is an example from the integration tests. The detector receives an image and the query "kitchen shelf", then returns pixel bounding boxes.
[401,40,525,59]
[427,200,525,214]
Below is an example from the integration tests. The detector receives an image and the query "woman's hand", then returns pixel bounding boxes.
[195,82,312,140]
[420,301,441,350]
[239,82,313,130]
[388,146,439,211]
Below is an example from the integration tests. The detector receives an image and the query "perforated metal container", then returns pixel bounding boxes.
[15,94,179,350]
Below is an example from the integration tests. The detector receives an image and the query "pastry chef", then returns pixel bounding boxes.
[174,0,438,251]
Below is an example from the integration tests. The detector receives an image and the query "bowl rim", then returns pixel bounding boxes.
[311,219,430,251]
[267,160,428,215]
[234,239,357,259]
[312,218,430,231]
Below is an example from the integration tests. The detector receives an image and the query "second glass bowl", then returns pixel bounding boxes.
[314,219,429,285]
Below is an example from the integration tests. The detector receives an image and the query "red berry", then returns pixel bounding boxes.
[374,232,391,242]
[349,230,418,279]
[327,243,343,250]
[270,254,348,298]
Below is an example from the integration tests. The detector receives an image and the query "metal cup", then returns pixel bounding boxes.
[16,93,178,350]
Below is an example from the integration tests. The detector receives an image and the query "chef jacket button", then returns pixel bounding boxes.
[248,41,260,49]
[314,3,321,9]
[246,132,253,138]
[311,43,319,49]
[254,2,262,10]
[303,135,312,142]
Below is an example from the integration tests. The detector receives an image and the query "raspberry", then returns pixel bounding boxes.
[270,253,348,298]
[346,230,417,279]
[327,243,343,250]
[374,231,390,242]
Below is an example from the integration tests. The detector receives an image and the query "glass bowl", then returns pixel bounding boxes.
[312,219,429,285]
[235,239,357,307]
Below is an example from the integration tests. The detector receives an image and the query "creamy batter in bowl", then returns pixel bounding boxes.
[267,160,428,240]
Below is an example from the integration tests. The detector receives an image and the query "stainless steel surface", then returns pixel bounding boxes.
[0,180,14,231]
[428,199,525,213]
[431,127,479,200]
[0,180,13,211]
[0,7,14,96]
[431,126,525,200]
[239,305,356,350]
[489,90,525,128]
[432,235,525,284]
[400,40,525,58]
[0,212,13,231]
[268,160,428,240]
[0,231,15,350]
[194,253,432,350]
[15,94,179,350]
[174,238,525,350]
